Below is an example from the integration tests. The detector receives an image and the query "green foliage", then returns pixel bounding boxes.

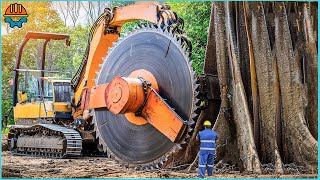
[166,2,211,74]
[117,2,211,74]
[121,20,150,36]
[2,127,10,135]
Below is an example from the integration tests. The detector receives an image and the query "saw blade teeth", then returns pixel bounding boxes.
[192,80,197,88]
[174,36,179,44]
[191,72,196,79]
[190,118,196,124]
[95,131,100,139]
[169,28,173,35]
[163,156,168,162]
[142,165,146,171]
[155,163,160,169]
[193,82,198,89]
[176,144,182,150]
[170,32,174,38]
[172,32,177,39]
[98,138,103,145]
[152,23,157,28]
[180,140,187,144]
[186,52,190,58]
[188,60,193,66]
[164,27,169,34]
[186,52,191,58]
[194,99,200,106]
[191,113,198,119]
[188,121,195,126]
[159,159,164,165]
[174,35,179,42]
[92,115,97,123]
[192,105,198,112]
[194,84,200,90]
[102,145,108,153]
[182,46,187,53]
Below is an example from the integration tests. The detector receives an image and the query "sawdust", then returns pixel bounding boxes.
[1,135,317,178]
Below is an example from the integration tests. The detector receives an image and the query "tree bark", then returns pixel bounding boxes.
[171,2,318,174]
[274,2,317,171]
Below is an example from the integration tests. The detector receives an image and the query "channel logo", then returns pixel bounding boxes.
[3,3,28,28]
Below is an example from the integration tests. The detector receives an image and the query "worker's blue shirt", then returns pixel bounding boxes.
[198,128,218,154]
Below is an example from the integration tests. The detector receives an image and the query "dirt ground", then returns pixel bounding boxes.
[1,135,318,178]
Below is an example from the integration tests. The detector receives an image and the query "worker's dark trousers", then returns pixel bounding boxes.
[198,153,214,178]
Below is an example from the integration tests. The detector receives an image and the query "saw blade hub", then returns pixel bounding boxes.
[105,69,159,120]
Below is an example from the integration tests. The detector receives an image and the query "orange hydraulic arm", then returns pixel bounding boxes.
[73,2,176,107]
[72,2,186,142]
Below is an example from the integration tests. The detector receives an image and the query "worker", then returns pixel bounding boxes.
[197,120,218,178]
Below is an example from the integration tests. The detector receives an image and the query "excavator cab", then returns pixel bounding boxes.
[12,31,72,125]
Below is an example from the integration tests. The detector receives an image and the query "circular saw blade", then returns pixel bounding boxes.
[94,26,196,166]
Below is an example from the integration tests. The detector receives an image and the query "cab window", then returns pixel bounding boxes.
[43,80,53,101]
[53,82,71,102]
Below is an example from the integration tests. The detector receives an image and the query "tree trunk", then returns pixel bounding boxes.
[170,2,318,174]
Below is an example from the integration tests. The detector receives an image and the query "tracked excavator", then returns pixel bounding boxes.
[8,2,201,169]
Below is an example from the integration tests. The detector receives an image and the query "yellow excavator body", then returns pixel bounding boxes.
[13,78,72,123]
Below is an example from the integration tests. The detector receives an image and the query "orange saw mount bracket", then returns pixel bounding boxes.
[87,69,187,143]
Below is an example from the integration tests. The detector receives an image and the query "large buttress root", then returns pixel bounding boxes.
[246,2,284,173]
[274,2,317,171]
[213,2,240,167]
[303,3,318,139]
[224,2,262,173]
